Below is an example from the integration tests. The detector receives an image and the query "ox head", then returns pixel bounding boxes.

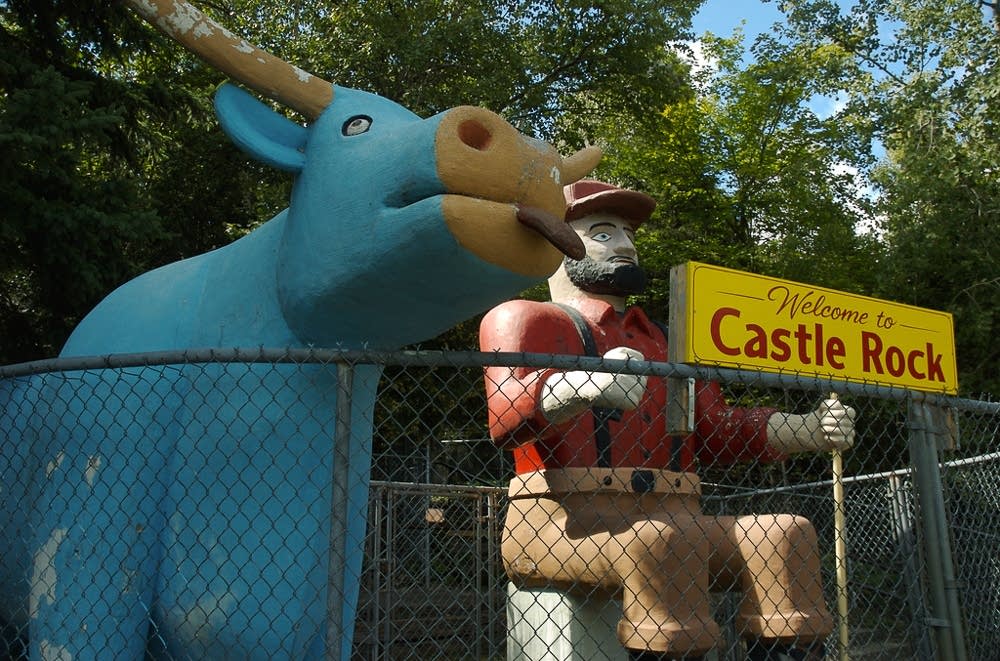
[128,0,601,348]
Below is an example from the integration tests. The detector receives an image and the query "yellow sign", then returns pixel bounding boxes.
[669,262,958,394]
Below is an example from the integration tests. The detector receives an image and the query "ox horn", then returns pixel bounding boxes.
[124,0,333,120]
[561,146,603,186]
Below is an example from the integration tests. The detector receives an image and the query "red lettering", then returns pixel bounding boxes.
[794,324,813,364]
[862,334,948,383]
[814,323,824,367]
[862,331,884,374]
[770,328,791,361]
[813,294,827,315]
[768,286,801,317]
[886,346,905,377]
[907,348,925,379]
[708,312,856,374]
[827,336,846,369]
[744,323,767,358]
[711,307,741,356]
[926,344,945,382]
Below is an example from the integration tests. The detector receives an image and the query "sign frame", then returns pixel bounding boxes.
[667,262,958,395]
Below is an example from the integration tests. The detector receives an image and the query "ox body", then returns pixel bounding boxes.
[0,2,600,658]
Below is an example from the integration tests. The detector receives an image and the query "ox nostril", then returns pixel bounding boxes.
[458,119,492,151]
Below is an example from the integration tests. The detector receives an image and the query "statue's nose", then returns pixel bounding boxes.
[457,118,493,151]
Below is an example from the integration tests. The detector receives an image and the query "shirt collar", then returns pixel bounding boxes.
[569,297,660,337]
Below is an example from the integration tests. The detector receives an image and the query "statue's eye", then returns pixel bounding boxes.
[343,116,372,136]
[591,231,612,242]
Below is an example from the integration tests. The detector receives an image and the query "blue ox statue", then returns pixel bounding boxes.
[0,0,600,658]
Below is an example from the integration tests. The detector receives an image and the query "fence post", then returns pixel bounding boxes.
[487,490,502,657]
[831,448,850,660]
[326,361,355,661]
[371,485,386,661]
[887,473,934,660]
[908,399,967,661]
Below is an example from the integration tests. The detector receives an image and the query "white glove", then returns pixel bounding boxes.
[767,393,857,454]
[540,347,648,425]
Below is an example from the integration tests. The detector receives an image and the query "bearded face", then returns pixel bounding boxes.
[564,255,647,296]
[563,215,647,296]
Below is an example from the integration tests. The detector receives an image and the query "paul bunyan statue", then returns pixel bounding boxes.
[481,180,856,661]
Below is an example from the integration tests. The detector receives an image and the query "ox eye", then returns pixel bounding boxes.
[343,115,372,136]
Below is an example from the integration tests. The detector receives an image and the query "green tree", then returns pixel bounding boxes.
[1,0,703,362]
[0,0,165,360]
[0,1,320,363]
[778,0,1000,395]
[591,28,881,316]
[303,0,699,140]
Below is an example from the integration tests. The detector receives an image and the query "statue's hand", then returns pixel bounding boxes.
[540,346,648,424]
[816,393,856,451]
[767,393,857,454]
[600,347,648,409]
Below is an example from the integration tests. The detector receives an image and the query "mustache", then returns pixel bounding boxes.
[564,256,647,296]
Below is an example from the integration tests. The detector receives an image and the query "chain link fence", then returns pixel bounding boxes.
[0,348,997,660]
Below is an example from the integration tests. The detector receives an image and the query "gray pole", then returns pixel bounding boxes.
[908,400,967,661]
[326,362,354,661]
[888,473,934,659]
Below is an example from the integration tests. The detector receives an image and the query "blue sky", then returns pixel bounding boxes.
[690,0,849,120]
[689,0,881,210]
[692,0,785,42]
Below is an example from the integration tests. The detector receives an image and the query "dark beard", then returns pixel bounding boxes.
[564,256,647,296]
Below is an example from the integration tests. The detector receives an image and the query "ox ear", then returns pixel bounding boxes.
[214,83,308,173]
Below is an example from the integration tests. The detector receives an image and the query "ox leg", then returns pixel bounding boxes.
[331,363,383,660]
[154,363,381,660]
[0,377,35,642]
[28,429,165,653]
[27,371,172,660]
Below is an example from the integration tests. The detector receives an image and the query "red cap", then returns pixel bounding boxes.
[563,179,656,228]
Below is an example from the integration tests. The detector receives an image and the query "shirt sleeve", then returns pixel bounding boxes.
[692,380,785,465]
[479,301,583,450]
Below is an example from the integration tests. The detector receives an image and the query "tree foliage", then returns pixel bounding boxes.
[0,0,699,363]
[776,0,1000,395]
[0,1,157,359]
[0,0,285,361]
[591,29,881,318]
[1,0,997,400]
[303,0,698,139]
[584,0,998,396]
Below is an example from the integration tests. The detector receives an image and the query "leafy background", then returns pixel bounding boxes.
[0,0,996,397]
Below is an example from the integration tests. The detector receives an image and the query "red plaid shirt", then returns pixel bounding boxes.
[480,298,783,475]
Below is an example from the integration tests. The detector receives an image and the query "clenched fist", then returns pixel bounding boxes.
[767,393,857,454]
[540,346,649,424]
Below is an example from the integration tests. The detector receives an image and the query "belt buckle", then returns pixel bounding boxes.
[630,469,655,493]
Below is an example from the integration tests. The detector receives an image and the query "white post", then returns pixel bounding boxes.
[832,438,850,661]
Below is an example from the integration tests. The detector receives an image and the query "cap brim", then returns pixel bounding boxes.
[565,189,655,228]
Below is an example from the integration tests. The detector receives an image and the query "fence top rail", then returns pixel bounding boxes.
[1,346,992,413]
[705,449,1000,499]
[369,480,507,496]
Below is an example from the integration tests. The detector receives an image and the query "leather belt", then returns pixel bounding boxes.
[508,468,701,498]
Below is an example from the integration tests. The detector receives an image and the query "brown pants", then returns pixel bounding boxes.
[502,487,833,656]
